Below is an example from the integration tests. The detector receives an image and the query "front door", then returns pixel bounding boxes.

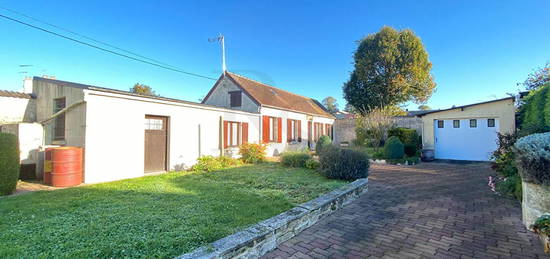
[144,115,168,172]
[307,121,312,149]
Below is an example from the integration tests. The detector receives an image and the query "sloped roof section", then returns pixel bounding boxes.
[0,90,34,99]
[225,72,334,118]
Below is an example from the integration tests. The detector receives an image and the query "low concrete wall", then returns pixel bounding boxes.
[522,181,550,230]
[177,178,368,259]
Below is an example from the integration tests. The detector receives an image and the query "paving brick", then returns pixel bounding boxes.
[262,163,545,258]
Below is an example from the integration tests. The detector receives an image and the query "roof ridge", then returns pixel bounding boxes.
[226,71,316,101]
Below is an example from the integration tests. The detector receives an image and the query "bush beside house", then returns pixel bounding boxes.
[0,133,20,195]
[518,83,550,136]
[315,135,332,154]
[239,143,267,164]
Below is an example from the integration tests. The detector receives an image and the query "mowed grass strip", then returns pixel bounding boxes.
[0,162,345,258]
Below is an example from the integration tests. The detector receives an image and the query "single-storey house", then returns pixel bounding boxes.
[0,72,333,184]
[202,72,335,156]
[418,97,516,161]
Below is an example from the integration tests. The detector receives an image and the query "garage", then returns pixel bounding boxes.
[434,118,499,161]
[420,97,516,161]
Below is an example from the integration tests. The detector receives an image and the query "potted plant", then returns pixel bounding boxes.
[513,133,550,230]
[532,215,550,253]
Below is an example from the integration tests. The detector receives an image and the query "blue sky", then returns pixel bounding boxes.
[0,0,549,110]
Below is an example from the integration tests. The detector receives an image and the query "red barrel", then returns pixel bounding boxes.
[49,147,83,187]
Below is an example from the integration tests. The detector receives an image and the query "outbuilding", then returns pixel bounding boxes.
[419,97,516,161]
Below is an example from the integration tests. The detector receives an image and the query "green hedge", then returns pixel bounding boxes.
[518,83,550,136]
[388,127,420,147]
[384,136,404,159]
[281,152,312,167]
[0,133,20,195]
[319,147,369,180]
[315,135,332,154]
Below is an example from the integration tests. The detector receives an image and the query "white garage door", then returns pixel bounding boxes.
[434,118,499,161]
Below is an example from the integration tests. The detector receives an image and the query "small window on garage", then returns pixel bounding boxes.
[437,120,444,128]
[453,120,460,128]
[488,118,495,127]
[470,119,477,128]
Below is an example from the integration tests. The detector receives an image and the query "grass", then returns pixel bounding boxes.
[0,162,345,258]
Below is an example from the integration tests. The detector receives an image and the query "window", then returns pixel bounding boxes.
[269,117,279,142]
[226,121,241,147]
[53,97,66,140]
[229,91,242,107]
[314,122,323,141]
[453,120,460,128]
[488,118,495,127]
[287,119,301,142]
[145,118,163,130]
[227,121,241,147]
[326,124,333,139]
[437,120,444,128]
[470,119,477,128]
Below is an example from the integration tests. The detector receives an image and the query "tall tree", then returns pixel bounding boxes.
[130,83,156,96]
[322,96,339,114]
[344,103,356,113]
[519,62,549,91]
[343,26,436,115]
[418,104,431,110]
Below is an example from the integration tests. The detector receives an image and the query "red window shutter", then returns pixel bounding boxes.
[262,116,270,144]
[308,121,312,142]
[277,117,282,143]
[242,122,248,144]
[298,120,302,142]
[287,119,292,142]
[223,121,228,148]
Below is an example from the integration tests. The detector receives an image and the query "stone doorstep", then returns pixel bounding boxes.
[176,178,369,259]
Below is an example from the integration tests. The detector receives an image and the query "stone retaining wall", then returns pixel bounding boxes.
[176,178,368,259]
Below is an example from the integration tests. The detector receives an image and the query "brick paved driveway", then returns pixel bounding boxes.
[263,162,548,258]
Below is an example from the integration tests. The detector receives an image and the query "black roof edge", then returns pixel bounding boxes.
[418,96,515,117]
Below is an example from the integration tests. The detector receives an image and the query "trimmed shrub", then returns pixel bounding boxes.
[404,143,417,157]
[315,135,332,154]
[281,152,312,167]
[304,159,320,170]
[388,127,420,147]
[319,147,369,180]
[518,83,550,136]
[513,132,550,185]
[192,156,242,172]
[384,136,404,159]
[239,143,266,163]
[0,133,20,195]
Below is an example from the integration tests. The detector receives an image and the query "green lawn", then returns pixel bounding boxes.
[0,162,345,258]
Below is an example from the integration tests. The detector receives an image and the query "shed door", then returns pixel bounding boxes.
[144,115,168,172]
[434,118,499,161]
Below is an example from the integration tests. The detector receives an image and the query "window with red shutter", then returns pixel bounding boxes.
[242,122,248,144]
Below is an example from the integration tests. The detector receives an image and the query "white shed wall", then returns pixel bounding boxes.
[83,91,260,184]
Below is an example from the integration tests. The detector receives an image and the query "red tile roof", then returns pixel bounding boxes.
[0,90,34,99]
[225,72,334,118]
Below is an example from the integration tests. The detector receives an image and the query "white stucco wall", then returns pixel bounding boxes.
[83,90,260,184]
[0,96,35,123]
[203,77,259,113]
[260,106,334,156]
